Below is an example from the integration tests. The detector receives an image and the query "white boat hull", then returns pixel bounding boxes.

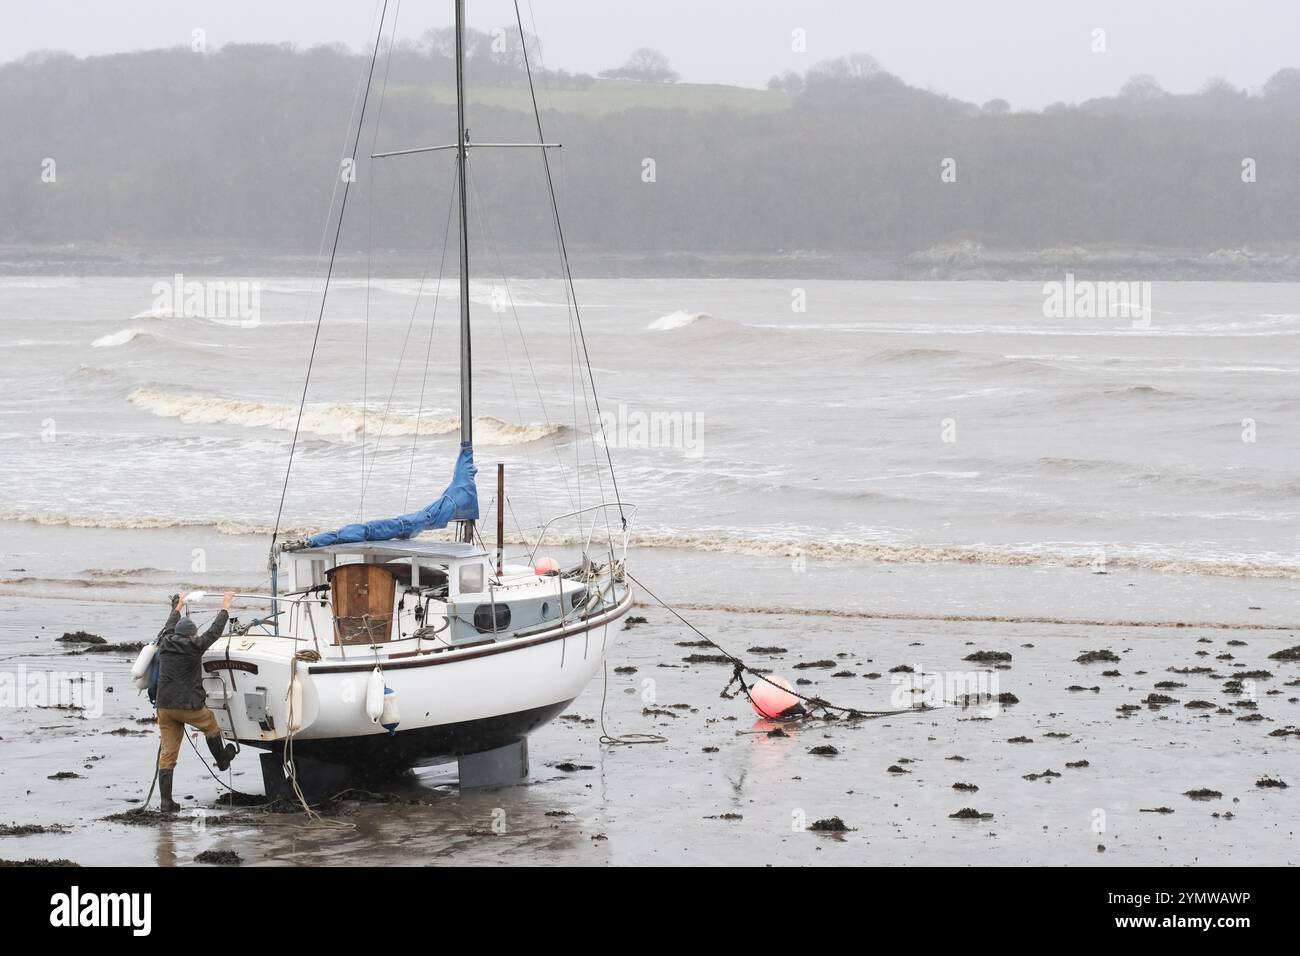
[202,581,633,769]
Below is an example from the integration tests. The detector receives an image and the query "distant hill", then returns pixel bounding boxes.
[3,36,1300,277]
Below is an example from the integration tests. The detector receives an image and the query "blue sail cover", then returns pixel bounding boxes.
[306,442,479,548]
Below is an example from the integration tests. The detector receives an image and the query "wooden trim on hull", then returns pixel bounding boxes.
[239,698,574,768]
[306,586,633,676]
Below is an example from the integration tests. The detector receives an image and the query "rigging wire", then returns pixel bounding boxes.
[259,0,386,547]
[360,0,403,519]
[513,0,626,531]
[271,0,391,554]
[465,162,578,525]
[403,162,460,511]
[465,164,546,530]
[357,185,452,509]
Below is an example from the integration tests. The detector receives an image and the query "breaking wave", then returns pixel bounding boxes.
[2,507,1294,580]
[93,327,151,348]
[647,310,712,331]
[0,510,314,537]
[125,387,567,445]
[604,532,1300,579]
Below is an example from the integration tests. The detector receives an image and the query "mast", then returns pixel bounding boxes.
[454,0,474,544]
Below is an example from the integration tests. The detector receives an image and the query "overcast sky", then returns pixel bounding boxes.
[5,0,1299,109]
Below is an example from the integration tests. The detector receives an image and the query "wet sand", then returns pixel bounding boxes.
[2,565,1296,866]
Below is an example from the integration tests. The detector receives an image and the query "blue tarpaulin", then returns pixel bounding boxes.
[306,442,479,548]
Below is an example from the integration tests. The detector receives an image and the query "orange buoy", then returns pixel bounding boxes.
[534,556,561,575]
[749,674,801,719]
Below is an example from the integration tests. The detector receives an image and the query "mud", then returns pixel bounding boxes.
[681,654,731,665]
[950,808,993,820]
[964,651,1012,663]
[56,631,104,645]
[0,858,80,867]
[1075,649,1122,664]
[808,817,852,832]
[1023,769,1062,781]
[194,849,242,865]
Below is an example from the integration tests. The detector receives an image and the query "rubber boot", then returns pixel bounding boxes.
[206,734,237,772]
[158,769,181,813]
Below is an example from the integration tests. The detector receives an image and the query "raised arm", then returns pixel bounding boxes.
[196,591,236,651]
[156,595,182,641]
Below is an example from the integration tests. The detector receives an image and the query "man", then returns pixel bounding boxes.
[154,590,238,812]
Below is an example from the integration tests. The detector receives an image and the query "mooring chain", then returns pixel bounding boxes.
[626,572,926,722]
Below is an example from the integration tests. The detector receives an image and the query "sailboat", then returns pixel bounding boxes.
[199,0,635,794]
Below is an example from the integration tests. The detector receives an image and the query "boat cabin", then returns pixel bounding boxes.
[279,539,589,652]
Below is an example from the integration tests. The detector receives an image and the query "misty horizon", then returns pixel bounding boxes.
[5,0,1300,111]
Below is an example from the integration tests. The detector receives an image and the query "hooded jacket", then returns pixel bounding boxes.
[154,608,229,711]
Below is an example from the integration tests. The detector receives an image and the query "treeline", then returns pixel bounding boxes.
[4,33,1300,259]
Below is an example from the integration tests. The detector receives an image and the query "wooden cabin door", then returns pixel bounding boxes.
[329,563,397,645]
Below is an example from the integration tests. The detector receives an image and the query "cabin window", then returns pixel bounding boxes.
[540,601,551,619]
[458,563,484,594]
[473,603,511,634]
[571,589,585,610]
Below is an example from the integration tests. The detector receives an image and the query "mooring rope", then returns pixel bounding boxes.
[598,648,667,748]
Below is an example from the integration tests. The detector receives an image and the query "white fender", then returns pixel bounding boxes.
[131,643,157,680]
[380,686,401,736]
[132,673,150,691]
[286,673,304,734]
[365,667,385,723]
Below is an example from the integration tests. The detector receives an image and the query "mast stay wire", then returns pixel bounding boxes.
[272,0,392,552]
[513,0,626,534]
[515,2,613,556]
[465,168,552,536]
[259,0,386,547]
[361,0,403,517]
[357,167,456,512]
[403,164,460,512]
[465,162,579,528]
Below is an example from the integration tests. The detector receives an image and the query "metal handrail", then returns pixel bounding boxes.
[526,502,637,565]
